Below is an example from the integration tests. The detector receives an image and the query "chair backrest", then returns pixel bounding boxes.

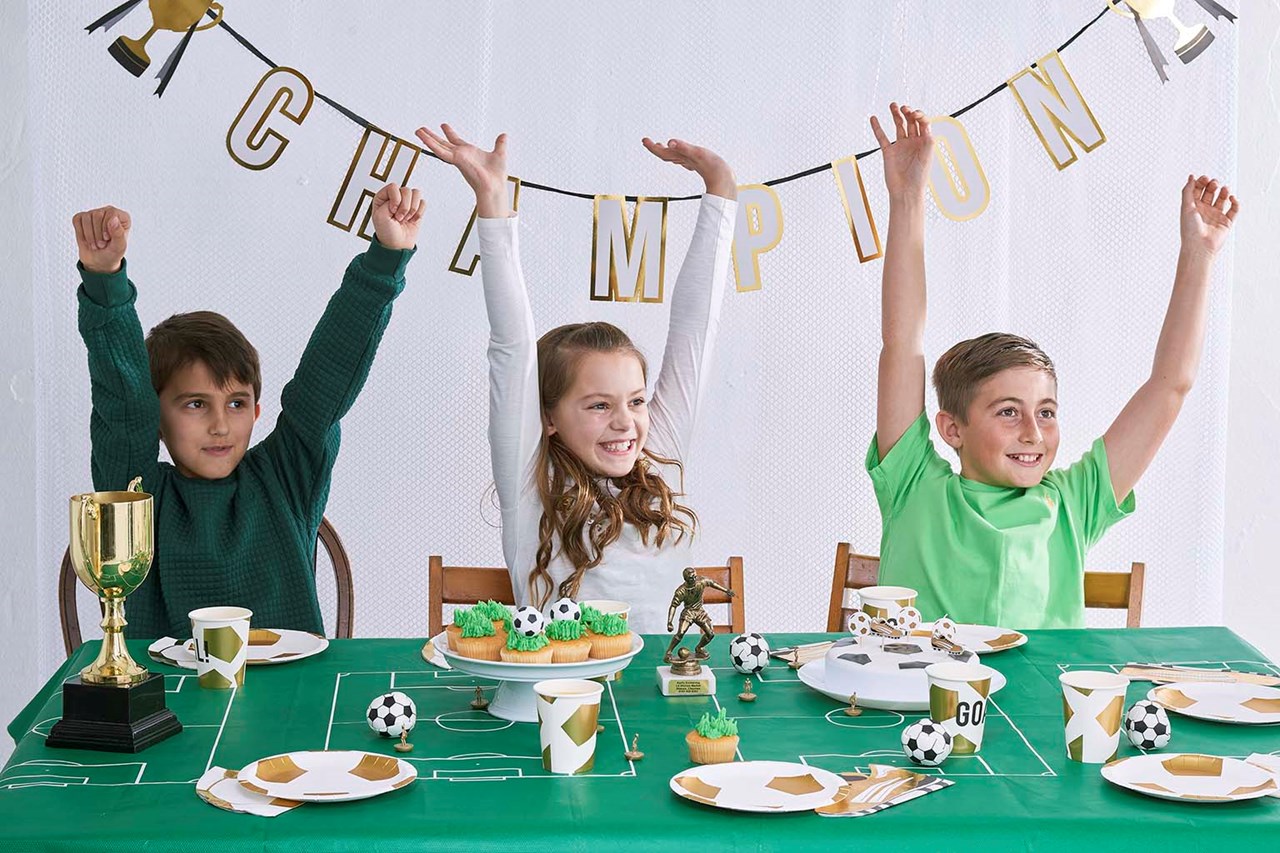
[59,515,354,657]
[826,544,1145,631]
[1083,563,1145,628]
[428,556,516,637]
[427,555,747,636]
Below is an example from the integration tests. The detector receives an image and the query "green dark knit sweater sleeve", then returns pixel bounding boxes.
[262,238,412,525]
[77,260,162,494]
[75,242,412,640]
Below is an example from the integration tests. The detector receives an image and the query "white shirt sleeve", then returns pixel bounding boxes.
[646,193,738,462]
[478,215,543,600]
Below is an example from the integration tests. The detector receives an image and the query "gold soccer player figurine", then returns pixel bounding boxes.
[664,567,736,663]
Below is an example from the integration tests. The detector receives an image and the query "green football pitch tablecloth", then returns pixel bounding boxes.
[3,628,1278,851]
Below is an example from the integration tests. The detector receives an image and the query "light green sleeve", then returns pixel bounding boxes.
[864,411,952,519]
[1045,437,1136,549]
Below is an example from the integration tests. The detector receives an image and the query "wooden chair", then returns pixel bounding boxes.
[428,555,747,636]
[826,543,1145,631]
[59,516,354,657]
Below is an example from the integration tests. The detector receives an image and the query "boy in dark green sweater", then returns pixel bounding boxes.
[72,183,424,639]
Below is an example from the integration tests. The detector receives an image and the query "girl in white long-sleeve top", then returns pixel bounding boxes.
[417,123,738,632]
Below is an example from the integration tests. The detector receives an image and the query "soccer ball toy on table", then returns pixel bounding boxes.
[1124,700,1172,750]
[901,718,953,767]
[728,633,771,674]
[367,691,416,738]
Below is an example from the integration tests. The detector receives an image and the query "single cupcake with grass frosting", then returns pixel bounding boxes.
[686,708,739,764]
[454,610,504,661]
[586,612,632,660]
[499,627,553,664]
[545,618,593,663]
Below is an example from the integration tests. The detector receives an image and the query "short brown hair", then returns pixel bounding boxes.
[932,332,1055,423]
[145,311,261,401]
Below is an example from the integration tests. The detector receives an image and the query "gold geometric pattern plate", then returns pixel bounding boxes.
[1148,681,1280,725]
[909,624,1028,654]
[149,630,329,669]
[1102,753,1277,803]
[237,751,417,803]
[669,761,845,813]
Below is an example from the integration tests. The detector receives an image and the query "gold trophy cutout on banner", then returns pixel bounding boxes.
[107,0,225,77]
[46,478,182,753]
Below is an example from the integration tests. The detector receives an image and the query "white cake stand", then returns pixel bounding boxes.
[432,632,645,722]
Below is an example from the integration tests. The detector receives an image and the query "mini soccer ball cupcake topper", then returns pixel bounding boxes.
[664,567,736,663]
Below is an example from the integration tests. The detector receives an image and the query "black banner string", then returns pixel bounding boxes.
[205,5,1111,202]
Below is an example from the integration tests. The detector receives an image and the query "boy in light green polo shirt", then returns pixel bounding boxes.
[865,102,1239,628]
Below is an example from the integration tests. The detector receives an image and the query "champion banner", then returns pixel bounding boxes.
[86,0,1236,302]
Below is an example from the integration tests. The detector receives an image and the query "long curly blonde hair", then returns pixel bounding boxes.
[529,322,697,607]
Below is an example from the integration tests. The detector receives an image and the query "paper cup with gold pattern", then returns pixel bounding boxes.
[1060,670,1130,763]
[189,606,252,689]
[926,661,996,754]
[533,679,603,775]
[857,586,917,621]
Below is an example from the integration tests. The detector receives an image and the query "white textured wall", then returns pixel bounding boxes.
[0,0,37,769]
[1225,0,1280,662]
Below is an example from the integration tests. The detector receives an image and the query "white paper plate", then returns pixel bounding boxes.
[903,623,1027,654]
[436,631,643,683]
[798,650,1007,711]
[148,630,329,669]
[238,751,416,803]
[1148,681,1280,725]
[670,761,845,813]
[1102,753,1278,803]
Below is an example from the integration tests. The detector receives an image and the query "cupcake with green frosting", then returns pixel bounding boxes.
[473,599,512,643]
[454,610,503,661]
[586,612,632,660]
[545,618,593,663]
[499,628,552,664]
[446,605,474,651]
[686,708,739,764]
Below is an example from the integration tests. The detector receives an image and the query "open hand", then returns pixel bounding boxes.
[870,102,934,199]
[72,205,132,274]
[1180,174,1239,256]
[370,183,424,250]
[415,124,509,217]
[641,138,736,199]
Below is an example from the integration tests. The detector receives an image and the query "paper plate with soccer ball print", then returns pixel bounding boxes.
[1148,682,1280,725]
[1101,753,1277,803]
[238,751,417,803]
[670,761,846,813]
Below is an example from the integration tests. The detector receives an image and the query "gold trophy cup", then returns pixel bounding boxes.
[108,0,225,77]
[47,477,181,753]
[69,477,153,685]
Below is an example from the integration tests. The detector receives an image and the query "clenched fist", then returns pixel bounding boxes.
[73,205,132,274]
[371,183,424,250]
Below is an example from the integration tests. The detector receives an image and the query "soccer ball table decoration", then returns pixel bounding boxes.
[367,691,417,739]
[1124,700,1172,750]
[901,718,953,766]
[728,633,771,675]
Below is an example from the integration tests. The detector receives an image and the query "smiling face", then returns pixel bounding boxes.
[544,350,649,478]
[936,366,1060,488]
[157,359,260,480]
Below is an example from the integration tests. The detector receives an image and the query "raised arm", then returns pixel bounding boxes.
[1103,175,1239,502]
[642,138,737,461]
[73,205,161,492]
[274,182,420,455]
[415,125,543,539]
[870,103,933,458]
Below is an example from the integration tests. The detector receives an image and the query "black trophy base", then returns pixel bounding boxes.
[46,671,182,753]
